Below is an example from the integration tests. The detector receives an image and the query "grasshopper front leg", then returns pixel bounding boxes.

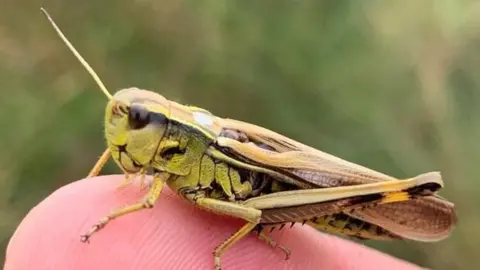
[87,148,111,177]
[80,171,168,242]
[87,147,140,190]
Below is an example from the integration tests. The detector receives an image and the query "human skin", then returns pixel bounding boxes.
[4,175,423,270]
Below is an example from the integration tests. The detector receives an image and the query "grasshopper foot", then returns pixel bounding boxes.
[80,234,90,243]
[214,256,222,270]
[80,216,110,243]
[258,232,291,260]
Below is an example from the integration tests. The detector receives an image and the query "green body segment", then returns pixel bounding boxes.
[164,126,298,202]
[159,125,400,239]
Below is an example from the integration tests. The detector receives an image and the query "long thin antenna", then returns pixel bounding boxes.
[40,7,113,99]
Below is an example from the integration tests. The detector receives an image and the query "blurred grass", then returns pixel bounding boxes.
[1,1,479,269]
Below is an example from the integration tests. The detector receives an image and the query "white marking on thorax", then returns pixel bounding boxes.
[192,111,214,128]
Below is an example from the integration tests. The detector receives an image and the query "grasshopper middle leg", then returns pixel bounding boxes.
[258,231,291,259]
[185,195,287,270]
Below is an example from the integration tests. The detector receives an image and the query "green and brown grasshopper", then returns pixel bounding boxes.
[41,8,456,270]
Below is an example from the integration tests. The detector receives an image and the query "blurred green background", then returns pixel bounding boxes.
[0,0,478,269]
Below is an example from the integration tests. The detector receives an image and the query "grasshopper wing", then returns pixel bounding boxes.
[215,118,456,241]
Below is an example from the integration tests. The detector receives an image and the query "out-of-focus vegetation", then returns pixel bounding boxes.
[1,1,479,269]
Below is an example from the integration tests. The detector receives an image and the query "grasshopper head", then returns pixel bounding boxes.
[105,87,170,173]
[38,10,175,174]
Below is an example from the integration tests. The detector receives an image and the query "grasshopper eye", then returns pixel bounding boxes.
[128,105,151,130]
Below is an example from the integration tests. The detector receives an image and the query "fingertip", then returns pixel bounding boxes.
[5,175,422,270]
[4,175,163,270]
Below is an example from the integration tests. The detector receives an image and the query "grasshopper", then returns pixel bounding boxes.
[41,8,456,270]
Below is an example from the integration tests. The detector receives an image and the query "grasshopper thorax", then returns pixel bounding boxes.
[104,87,171,173]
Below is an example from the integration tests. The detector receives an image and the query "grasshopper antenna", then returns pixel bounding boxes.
[40,7,113,99]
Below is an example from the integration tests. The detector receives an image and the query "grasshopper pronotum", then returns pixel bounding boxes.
[41,8,456,270]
